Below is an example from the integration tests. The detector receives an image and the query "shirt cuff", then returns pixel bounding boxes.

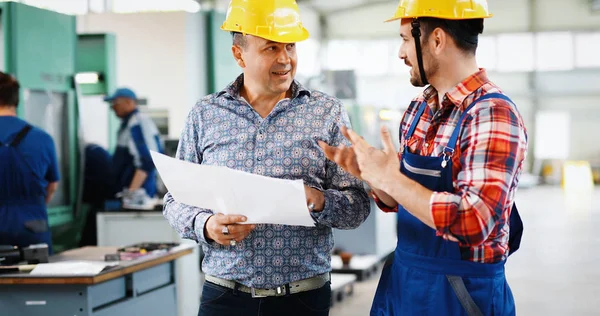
[372,191,398,213]
[309,189,333,225]
[194,212,214,244]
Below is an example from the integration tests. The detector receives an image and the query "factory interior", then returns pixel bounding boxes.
[0,0,599,315]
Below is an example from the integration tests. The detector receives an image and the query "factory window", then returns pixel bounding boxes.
[476,36,498,71]
[496,33,535,72]
[389,41,406,75]
[296,38,321,77]
[575,32,600,68]
[88,0,106,13]
[325,40,361,71]
[356,40,392,76]
[535,32,575,71]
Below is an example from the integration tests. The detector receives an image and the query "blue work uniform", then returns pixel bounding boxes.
[371,94,524,315]
[112,109,162,197]
[82,144,118,206]
[0,116,60,254]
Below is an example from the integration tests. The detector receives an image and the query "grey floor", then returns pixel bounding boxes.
[330,186,600,316]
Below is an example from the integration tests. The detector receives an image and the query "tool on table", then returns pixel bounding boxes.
[104,242,179,262]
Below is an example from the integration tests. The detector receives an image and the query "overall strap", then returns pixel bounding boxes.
[445,93,514,153]
[404,101,428,140]
[9,125,33,147]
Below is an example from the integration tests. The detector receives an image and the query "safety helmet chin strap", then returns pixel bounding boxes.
[411,19,428,86]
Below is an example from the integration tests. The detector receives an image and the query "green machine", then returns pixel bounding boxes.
[75,33,119,153]
[1,2,79,252]
[205,10,241,93]
[0,3,118,252]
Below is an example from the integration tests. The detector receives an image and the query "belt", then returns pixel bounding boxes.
[205,273,330,298]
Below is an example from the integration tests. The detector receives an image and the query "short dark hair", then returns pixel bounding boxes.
[231,32,247,50]
[0,72,20,107]
[419,18,484,55]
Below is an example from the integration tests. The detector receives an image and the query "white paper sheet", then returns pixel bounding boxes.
[151,151,315,227]
[30,261,118,276]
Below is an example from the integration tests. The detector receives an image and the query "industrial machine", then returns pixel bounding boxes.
[76,33,119,152]
[0,2,81,253]
[0,244,49,266]
[0,2,119,253]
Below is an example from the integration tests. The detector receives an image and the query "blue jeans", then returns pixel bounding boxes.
[198,280,331,316]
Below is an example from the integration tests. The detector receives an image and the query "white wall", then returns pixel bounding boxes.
[77,11,208,139]
[185,11,207,115]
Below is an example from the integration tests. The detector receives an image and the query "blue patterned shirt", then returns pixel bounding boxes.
[163,75,370,288]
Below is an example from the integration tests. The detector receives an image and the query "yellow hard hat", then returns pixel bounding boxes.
[385,0,492,22]
[221,0,309,43]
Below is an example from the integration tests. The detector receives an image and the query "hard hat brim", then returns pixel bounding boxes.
[384,13,493,23]
[221,26,310,44]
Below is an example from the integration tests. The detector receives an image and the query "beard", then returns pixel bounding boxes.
[409,47,439,87]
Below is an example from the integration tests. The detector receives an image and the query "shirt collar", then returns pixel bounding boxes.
[217,73,311,100]
[422,68,490,109]
[120,108,138,128]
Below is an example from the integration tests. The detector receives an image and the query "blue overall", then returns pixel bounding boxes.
[371,93,524,316]
[0,122,57,254]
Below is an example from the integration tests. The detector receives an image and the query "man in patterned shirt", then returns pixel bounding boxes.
[321,0,527,315]
[162,1,370,315]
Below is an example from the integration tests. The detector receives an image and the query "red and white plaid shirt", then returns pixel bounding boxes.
[374,69,528,263]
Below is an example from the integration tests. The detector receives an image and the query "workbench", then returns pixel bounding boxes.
[96,210,202,316]
[331,254,386,281]
[0,244,193,316]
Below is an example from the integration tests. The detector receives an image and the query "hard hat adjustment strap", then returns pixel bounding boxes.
[411,19,428,86]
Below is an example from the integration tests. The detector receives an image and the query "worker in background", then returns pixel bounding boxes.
[162,1,370,315]
[79,143,119,246]
[0,72,60,254]
[104,87,162,209]
[320,0,528,315]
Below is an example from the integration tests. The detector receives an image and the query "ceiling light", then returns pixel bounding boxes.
[113,0,201,14]
[75,72,102,84]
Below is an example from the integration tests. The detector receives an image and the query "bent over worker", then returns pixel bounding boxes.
[0,72,60,254]
[162,1,370,315]
[320,0,528,315]
[104,87,162,208]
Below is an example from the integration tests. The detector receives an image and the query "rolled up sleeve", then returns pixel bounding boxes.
[430,104,527,247]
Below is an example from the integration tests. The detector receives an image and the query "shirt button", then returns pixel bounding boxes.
[257,157,262,161]
[424,143,429,148]
[258,129,264,134]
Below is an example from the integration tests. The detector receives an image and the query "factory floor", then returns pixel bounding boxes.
[330,186,600,316]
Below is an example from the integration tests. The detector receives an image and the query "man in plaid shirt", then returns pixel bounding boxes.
[320,0,528,315]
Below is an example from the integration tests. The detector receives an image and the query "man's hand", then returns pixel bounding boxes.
[318,126,362,179]
[304,185,325,212]
[204,214,256,246]
[345,126,400,190]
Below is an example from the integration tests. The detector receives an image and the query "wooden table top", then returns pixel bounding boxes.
[0,244,194,285]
